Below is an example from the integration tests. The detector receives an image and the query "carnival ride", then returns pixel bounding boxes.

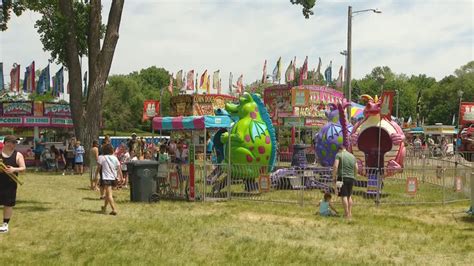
[314,100,353,167]
[350,95,406,176]
[211,92,277,192]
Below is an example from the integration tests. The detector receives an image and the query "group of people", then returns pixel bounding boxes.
[411,135,454,158]
[34,135,85,175]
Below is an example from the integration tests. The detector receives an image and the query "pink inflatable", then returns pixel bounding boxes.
[350,95,405,176]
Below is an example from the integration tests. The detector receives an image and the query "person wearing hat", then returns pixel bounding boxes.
[0,135,26,233]
[127,133,141,159]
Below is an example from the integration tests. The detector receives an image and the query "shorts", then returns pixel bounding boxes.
[90,166,98,180]
[100,179,117,187]
[339,179,354,197]
[34,153,41,160]
[0,178,18,207]
[65,158,75,170]
[75,162,83,166]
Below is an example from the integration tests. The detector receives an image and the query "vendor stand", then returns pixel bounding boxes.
[152,115,233,201]
[263,84,363,162]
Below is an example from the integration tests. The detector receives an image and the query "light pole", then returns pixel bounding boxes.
[346,6,381,118]
[396,89,399,122]
[340,50,348,97]
[457,90,464,146]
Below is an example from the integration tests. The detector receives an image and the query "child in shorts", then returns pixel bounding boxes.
[317,192,338,217]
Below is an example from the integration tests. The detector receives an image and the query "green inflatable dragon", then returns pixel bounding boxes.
[220,93,276,181]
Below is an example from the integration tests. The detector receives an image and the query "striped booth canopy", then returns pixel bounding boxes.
[152,115,233,131]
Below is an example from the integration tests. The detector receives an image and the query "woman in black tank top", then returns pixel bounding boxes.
[1,135,26,233]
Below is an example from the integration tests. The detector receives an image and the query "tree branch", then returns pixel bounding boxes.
[98,0,124,79]
[88,0,101,90]
[59,0,84,134]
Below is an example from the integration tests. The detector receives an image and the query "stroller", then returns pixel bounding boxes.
[41,149,57,171]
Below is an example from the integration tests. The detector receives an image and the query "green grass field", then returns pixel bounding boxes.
[0,172,473,265]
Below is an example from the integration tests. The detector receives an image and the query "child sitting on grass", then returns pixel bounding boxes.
[317,192,338,217]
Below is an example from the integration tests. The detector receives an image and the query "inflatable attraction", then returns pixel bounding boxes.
[350,94,406,176]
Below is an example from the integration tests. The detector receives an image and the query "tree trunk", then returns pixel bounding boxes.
[60,0,125,166]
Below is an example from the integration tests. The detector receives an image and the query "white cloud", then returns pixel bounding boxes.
[1,0,472,94]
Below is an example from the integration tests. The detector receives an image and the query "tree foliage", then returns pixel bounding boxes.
[290,0,316,19]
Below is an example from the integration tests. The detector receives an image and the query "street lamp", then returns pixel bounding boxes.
[457,90,464,130]
[346,6,382,118]
[395,89,399,122]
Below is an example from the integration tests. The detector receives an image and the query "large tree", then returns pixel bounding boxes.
[2,0,124,163]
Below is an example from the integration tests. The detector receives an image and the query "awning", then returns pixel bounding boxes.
[152,115,232,131]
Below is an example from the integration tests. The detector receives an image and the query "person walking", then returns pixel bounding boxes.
[90,140,100,190]
[332,145,358,220]
[0,135,26,233]
[96,144,122,215]
[74,140,85,175]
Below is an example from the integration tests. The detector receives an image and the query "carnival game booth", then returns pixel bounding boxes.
[152,115,233,201]
[263,84,364,163]
[0,101,73,165]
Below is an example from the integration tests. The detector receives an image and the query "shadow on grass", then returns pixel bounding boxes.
[76,187,92,191]
[15,200,53,212]
[459,216,474,224]
[79,209,106,215]
[82,197,102,201]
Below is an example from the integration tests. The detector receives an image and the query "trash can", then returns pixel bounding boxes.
[128,160,159,202]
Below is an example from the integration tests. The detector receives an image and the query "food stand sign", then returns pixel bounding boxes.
[0,117,23,127]
[43,103,71,116]
[292,88,309,107]
[459,102,474,126]
[2,101,33,116]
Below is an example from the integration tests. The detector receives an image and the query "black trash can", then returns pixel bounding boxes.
[128,160,159,202]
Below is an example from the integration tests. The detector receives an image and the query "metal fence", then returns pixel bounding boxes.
[190,162,472,206]
[150,149,472,206]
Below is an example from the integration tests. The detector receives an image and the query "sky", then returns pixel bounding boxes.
[1,0,473,94]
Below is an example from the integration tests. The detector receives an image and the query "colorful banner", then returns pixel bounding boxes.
[459,102,474,126]
[380,90,395,119]
[263,86,294,120]
[170,95,194,116]
[186,70,195,91]
[406,177,417,196]
[10,63,21,92]
[142,100,160,121]
[2,101,33,116]
[43,102,71,117]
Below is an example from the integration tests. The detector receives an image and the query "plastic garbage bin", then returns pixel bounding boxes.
[128,160,159,202]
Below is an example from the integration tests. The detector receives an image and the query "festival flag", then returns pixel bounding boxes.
[176,70,183,89]
[0,63,4,92]
[195,72,198,94]
[335,66,343,88]
[83,71,88,98]
[213,70,220,92]
[37,64,51,95]
[452,114,456,125]
[218,78,222,95]
[272,57,281,83]
[200,70,208,91]
[22,66,29,93]
[186,70,194,91]
[10,63,21,92]
[236,74,243,95]
[229,72,233,94]
[168,73,174,94]
[262,60,267,83]
[299,56,308,85]
[23,61,35,93]
[315,57,322,82]
[206,74,210,94]
[54,67,64,97]
[285,60,294,83]
[324,61,332,84]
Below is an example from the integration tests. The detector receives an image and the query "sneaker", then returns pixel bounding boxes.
[0,223,9,233]
[109,211,117,216]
